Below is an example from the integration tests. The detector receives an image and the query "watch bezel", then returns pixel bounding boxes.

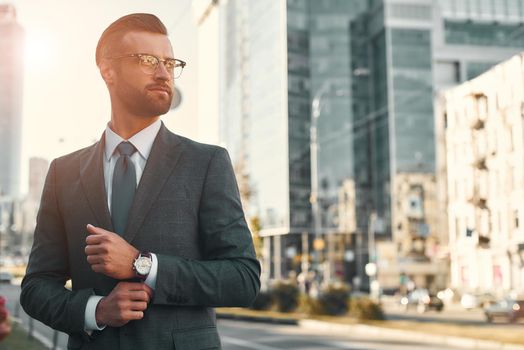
[133,252,152,277]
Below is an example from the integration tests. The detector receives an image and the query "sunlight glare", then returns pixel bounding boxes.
[24,30,55,72]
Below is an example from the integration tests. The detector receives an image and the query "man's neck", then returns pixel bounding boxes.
[109,114,160,140]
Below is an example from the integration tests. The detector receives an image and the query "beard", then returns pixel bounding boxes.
[116,81,173,118]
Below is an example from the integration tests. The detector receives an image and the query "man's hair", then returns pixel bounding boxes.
[96,13,168,66]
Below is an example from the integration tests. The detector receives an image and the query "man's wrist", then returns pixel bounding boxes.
[84,295,105,331]
[94,297,106,328]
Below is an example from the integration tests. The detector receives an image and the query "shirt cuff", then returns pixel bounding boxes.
[144,253,158,290]
[84,295,106,331]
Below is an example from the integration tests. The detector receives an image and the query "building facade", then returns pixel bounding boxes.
[211,0,369,286]
[0,4,24,198]
[201,0,524,290]
[352,0,524,291]
[439,53,524,295]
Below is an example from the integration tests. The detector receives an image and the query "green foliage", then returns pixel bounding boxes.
[349,296,385,320]
[248,216,264,259]
[271,281,299,313]
[317,284,350,315]
[250,291,272,311]
[299,284,350,315]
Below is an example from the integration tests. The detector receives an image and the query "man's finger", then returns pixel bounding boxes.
[85,234,105,245]
[126,311,144,321]
[86,224,118,236]
[84,245,105,255]
[91,264,105,273]
[86,255,104,265]
[125,282,150,291]
[86,224,105,235]
[142,284,154,299]
[130,301,148,311]
[129,290,151,303]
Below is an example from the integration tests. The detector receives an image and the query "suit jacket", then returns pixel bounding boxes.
[20,123,261,350]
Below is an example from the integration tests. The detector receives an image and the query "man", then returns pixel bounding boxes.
[20,13,260,350]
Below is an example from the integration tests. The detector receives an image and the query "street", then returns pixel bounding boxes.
[0,283,497,349]
[218,318,466,350]
[382,296,524,330]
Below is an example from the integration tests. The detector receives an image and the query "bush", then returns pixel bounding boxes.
[300,284,350,316]
[350,297,384,320]
[299,294,322,315]
[250,291,272,311]
[271,281,299,312]
[317,284,350,315]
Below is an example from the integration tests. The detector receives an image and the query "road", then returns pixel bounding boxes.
[0,283,509,350]
[382,296,524,330]
[218,318,467,350]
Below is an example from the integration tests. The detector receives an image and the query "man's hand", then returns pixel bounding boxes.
[85,224,139,280]
[95,282,153,328]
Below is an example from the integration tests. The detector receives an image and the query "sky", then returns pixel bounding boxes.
[7,0,199,193]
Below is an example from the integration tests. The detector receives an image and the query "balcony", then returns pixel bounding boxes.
[473,157,487,170]
[468,194,488,209]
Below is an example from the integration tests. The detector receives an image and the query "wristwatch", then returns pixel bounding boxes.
[133,252,152,280]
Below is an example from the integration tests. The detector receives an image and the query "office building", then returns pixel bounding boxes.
[0,4,24,198]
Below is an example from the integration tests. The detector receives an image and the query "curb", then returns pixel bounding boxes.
[299,319,524,350]
[216,312,298,325]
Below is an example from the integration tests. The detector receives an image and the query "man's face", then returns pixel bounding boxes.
[108,31,175,118]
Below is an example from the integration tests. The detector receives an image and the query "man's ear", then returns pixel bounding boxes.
[98,60,115,84]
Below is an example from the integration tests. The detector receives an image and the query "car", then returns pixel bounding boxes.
[0,272,13,284]
[461,292,496,310]
[485,298,524,323]
[461,293,478,310]
[400,288,444,313]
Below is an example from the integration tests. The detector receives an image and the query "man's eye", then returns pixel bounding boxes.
[165,60,176,69]
[141,56,157,65]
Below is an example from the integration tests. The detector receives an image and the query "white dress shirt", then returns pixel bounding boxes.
[84,119,162,331]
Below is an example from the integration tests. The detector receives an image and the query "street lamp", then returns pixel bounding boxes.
[309,81,349,286]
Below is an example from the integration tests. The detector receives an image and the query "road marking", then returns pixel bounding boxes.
[221,335,285,350]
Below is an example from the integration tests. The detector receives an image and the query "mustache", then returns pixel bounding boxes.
[146,84,172,95]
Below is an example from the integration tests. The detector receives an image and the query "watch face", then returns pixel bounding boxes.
[135,257,152,275]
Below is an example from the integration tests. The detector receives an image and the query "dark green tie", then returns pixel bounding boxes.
[111,141,137,235]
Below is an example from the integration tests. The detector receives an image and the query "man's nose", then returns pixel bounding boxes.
[154,61,171,81]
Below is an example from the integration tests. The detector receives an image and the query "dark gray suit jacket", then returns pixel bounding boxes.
[20,123,261,350]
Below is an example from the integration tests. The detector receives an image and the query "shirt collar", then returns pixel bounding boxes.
[104,119,162,161]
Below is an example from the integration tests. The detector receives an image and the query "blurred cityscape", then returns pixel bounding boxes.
[2,1,524,346]
[192,0,524,301]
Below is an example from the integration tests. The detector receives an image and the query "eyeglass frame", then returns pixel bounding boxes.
[105,53,187,78]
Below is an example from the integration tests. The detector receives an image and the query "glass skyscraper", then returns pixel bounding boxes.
[216,0,367,283]
[210,0,524,288]
[0,4,24,198]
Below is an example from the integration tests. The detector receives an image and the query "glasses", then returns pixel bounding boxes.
[107,53,186,79]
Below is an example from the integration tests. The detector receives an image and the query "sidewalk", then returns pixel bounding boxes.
[216,308,524,350]
[0,321,47,350]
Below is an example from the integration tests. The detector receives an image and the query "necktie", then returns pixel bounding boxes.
[111,141,137,235]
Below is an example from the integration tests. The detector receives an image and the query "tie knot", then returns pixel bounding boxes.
[117,141,137,157]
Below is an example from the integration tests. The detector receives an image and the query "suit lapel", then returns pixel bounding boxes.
[79,134,113,231]
[123,123,186,243]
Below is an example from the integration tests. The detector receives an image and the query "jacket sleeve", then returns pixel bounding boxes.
[153,147,261,307]
[20,159,93,335]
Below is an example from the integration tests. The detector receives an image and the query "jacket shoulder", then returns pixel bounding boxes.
[174,134,227,157]
[52,142,98,166]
